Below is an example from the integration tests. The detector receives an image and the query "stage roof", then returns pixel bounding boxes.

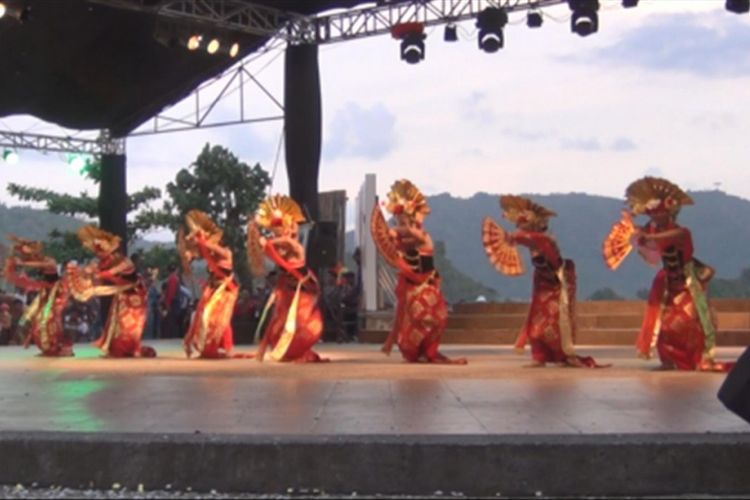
[0,0,374,137]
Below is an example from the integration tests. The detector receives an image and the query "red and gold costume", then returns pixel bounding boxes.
[180,210,239,359]
[72,226,154,358]
[247,195,325,362]
[483,196,604,367]
[247,196,325,362]
[603,177,733,371]
[3,236,73,356]
[371,180,466,364]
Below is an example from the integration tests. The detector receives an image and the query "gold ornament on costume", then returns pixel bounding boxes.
[385,179,429,219]
[625,176,693,216]
[245,220,267,278]
[481,217,524,276]
[370,204,401,269]
[500,195,556,230]
[255,195,306,230]
[602,209,637,270]
[77,225,121,255]
[185,210,223,242]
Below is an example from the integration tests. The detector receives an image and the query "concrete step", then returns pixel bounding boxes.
[453,298,750,315]
[359,328,750,346]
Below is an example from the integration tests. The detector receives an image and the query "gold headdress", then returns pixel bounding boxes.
[7,234,45,260]
[77,225,121,255]
[385,179,429,219]
[500,195,556,230]
[254,195,305,230]
[625,176,693,216]
[185,210,223,243]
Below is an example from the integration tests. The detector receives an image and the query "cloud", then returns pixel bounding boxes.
[586,13,750,78]
[501,127,553,142]
[561,137,602,151]
[690,112,739,131]
[644,166,663,177]
[611,137,637,152]
[461,91,495,124]
[323,101,397,161]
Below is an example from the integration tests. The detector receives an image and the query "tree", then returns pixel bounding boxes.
[8,155,161,243]
[142,143,271,286]
[587,287,624,301]
[433,240,499,304]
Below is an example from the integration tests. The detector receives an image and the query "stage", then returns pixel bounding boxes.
[1,341,748,497]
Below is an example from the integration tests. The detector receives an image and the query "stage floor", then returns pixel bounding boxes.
[0,341,746,435]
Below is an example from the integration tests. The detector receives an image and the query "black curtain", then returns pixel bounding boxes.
[98,153,128,255]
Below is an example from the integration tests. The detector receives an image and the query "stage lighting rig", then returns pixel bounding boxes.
[527,11,543,28]
[726,0,750,13]
[568,0,599,37]
[0,1,31,22]
[2,149,19,164]
[391,22,426,64]
[444,24,458,42]
[476,7,508,53]
[622,0,638,7]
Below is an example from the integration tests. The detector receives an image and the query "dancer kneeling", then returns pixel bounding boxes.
[370,180,466,364]
[180,210,240,359]
[247,195,326,363]
[603,176,734,372]
[4,235,74,356]
[482,196,606,368]
[72,226,155,357]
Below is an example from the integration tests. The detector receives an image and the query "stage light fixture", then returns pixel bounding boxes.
[186,34,202,50]
[3,149,19,164]
[0,3,6,19]
[527,11,543,28]
[568,0,599,37]
[400,32,426,64]
[726,0,750,13]
[207,38,220,54]
[476,7,508,53]
[444,24,458,42]
[622,0,639,7]
[229,42,240,57]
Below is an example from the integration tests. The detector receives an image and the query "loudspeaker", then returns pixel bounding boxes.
[718,346,750,424]
[307,221,339,269]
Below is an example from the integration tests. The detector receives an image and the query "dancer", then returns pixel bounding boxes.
[370,180,466,364]
[482,195,605,367]
[247,195,327,362]
[72,225,155,357]
[603,176,733,371]
[3,235,73,356]
[180,210,240,359]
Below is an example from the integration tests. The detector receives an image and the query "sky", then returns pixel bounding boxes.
[1,0,749,240]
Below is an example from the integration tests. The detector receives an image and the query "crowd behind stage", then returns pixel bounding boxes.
[0,257,362,348]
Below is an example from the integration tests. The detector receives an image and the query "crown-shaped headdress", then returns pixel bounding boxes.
[500,195,556,230]
[385,179,429,219]
[255,195,306,230]
[77,225,121,255]
[625,176,693,216]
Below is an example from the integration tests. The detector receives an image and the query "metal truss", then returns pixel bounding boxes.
[88,0,304,37]
[128,62,284,137]
[0,130,125,156]
[287,0,568,44]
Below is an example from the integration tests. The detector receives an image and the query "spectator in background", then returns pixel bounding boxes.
[341,271,360,342]
[161,264,181,338]
[143,267,161,339]
[0,303,12,345]
[9,298,25,345]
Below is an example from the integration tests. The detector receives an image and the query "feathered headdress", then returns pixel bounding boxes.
[255,195,306,230]
[77,225,121,255]
[500,195,556,230]
[625,176,693,216]
[385,179,429,219]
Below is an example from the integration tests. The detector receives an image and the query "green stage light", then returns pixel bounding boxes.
[66,153,93,175]
[2,149,19,164]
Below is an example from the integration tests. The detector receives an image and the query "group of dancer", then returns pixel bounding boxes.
[2,176,737,372]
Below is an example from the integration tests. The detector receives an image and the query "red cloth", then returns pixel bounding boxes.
[164,272,179,309]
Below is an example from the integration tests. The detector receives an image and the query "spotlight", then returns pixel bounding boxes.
[726,0,750,13]
[527,11,543,28]
[186,34,202,50]
[229,42,240,57]
[476,7,508,53]
[207,38,220,54]
[3,149,19,165]
[400,32,426,64]
[443,24,458,42]
[622,0,639,7]
[568,0,599,37]
[0,3,6,18]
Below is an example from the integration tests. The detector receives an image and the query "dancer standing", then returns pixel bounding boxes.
[603,176,733,371]
[482,195,604,367]
[247,195,326,362]
[180,210,239,359]
[72,226,155,357]
[370,180,466,364]
[3,236,73,356]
